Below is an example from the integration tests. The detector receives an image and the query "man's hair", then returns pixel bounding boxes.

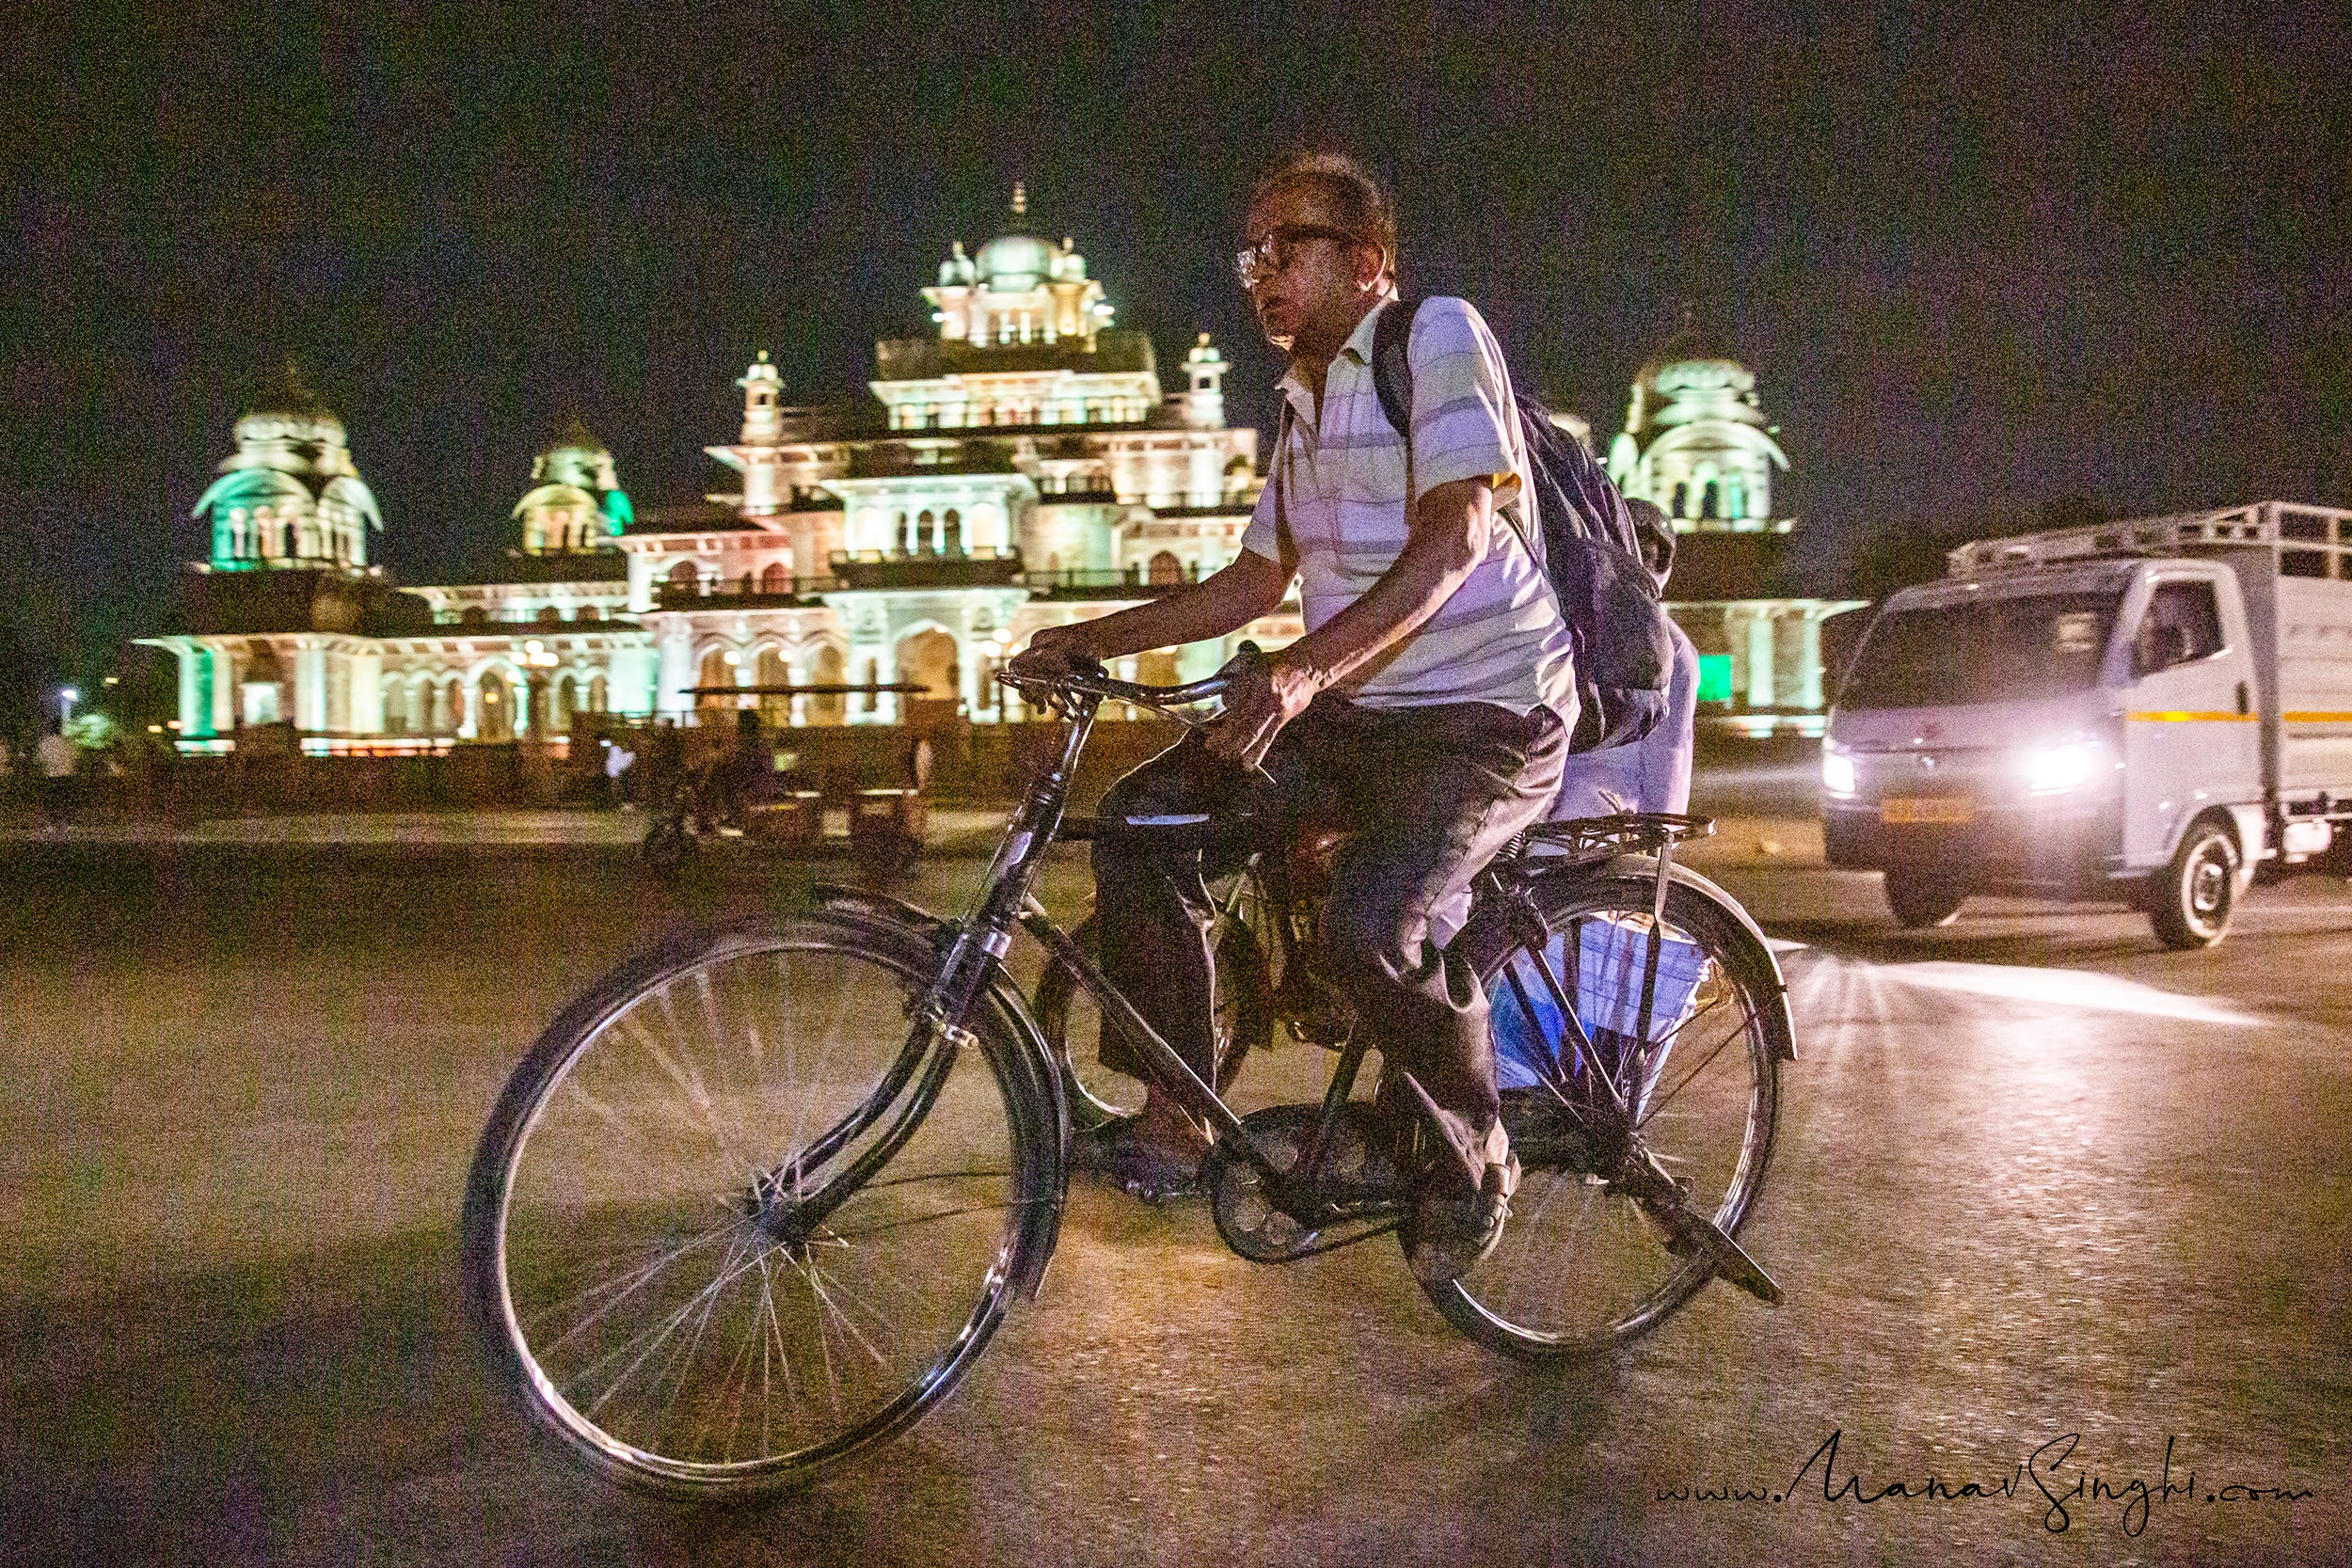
[1250,150,1397,283]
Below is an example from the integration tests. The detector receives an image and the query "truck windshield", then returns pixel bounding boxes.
[1838,593,2118,710]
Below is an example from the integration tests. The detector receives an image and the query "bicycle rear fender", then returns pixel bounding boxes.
[1498,856,1796,1062]
[808,884,1073,1295]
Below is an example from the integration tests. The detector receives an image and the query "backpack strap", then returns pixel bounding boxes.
[1369,293,1419,441]
[1270,397,1295,553]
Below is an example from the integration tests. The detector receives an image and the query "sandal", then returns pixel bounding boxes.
[1068,1117,1205,1204]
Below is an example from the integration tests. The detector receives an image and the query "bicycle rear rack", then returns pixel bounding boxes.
[1518,812,1716,863]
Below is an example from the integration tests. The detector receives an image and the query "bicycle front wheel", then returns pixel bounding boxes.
[1423,872,1787,1359]
[460,913,1057,1498]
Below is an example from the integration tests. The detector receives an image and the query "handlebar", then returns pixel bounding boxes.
[995,642,1263,724]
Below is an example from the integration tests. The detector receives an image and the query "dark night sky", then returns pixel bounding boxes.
[4,1,2348,678]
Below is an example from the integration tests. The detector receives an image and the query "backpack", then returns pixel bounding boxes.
[1367,296,1675,753]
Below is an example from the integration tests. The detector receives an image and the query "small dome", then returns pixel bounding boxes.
[539,415,608,458]
[1640,325,1744,382]
[241,361,338,424]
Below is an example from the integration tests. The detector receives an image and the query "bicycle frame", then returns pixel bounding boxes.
[785,670,1788,1272]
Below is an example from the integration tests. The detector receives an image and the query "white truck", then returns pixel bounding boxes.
[1822,500,2352,948]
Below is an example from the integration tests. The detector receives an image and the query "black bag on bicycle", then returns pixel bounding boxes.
[1368,297,1675,754]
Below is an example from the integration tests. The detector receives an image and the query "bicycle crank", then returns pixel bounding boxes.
[1206,1104,1404,1263]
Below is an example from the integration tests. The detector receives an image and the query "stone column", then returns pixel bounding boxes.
[1745,610,1775,711]
[176,642,200,736]
[212,647,237,736]
[1795,612,1825,711]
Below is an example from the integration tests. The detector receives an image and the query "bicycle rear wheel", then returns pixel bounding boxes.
[1421,872,1786,1359]
[460,913,1057,1498]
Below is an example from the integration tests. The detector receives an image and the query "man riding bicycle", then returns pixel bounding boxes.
[1009,150,1573,1281]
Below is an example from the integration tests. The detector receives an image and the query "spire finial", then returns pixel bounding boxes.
[1010,181,1027,217]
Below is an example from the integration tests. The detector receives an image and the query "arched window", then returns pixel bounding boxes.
[916,511,936,554]
[1669,483,1690,518]
[586,673,607,713]
[536,605,563,625]
[759,562,788,594]
[1149,550,1184,586]
[577,604,602,622]
[943,509,963,556]
[550,674,574,731]
[460,606,489,628]
[667,560,701,594]
[1700,481,1720,521]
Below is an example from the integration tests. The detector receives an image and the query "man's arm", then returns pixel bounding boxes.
[1205,476,1495,766]
[1014,547,1293,670]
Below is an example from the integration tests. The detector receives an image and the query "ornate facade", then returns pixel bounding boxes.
[148,192,1290,752]
[1610,330,1861,733]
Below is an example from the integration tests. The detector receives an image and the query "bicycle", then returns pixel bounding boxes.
[460,656,1795,1499]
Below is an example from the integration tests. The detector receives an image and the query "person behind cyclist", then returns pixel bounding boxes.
[1547,497,1699,817]
[1009,150,1572,1280]
[700,708,774,831]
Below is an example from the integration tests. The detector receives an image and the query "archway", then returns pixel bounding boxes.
[759,562,788,594]
[477,671,514,741]
[1149,550,1184,586]
[696,648,733,718]
[808,645,848,723]
[895,627,960,703]
[586,674,608,714]
[667,560,702,594]
[550,674,574,732]
[755,646,791,729]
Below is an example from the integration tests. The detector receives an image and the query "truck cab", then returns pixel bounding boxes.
[1822,501,2352,948]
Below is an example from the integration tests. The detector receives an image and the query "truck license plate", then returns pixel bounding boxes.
[1882,796,1975,825]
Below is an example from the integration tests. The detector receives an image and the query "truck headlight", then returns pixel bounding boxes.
[2023,739,2100,795]
[1822,746,1857,799]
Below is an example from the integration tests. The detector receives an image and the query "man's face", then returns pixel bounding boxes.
[1239,184,1379,355]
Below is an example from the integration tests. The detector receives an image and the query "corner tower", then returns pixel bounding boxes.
[192,365,384,571]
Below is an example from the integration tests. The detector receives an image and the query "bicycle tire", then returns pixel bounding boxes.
[460,912,1057,1498]
[1418,872,1787,1360]
[1035,910,1271,1131]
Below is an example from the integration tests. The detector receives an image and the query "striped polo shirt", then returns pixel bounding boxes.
[1239,294,1578,719]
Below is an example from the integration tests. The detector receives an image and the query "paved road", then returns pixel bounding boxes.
[3,820,2347,1565]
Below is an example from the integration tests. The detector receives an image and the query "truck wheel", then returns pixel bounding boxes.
[2149,819,2240,950]
[1884,867,1968,928]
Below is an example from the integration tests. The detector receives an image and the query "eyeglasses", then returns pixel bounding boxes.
[1232,224,1362,290]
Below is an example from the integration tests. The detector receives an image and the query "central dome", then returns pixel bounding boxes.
[975,230,1052,292]
[974,181,1053,291]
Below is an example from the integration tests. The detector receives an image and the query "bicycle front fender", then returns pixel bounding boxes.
[807,884,1073,1295]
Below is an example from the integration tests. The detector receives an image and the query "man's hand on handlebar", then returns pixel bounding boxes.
[1203,649,1320,770]
[1004,624,1104,686]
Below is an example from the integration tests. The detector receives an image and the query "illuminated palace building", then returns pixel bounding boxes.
[1605,329,1863,735]
[149,192,1844,749]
